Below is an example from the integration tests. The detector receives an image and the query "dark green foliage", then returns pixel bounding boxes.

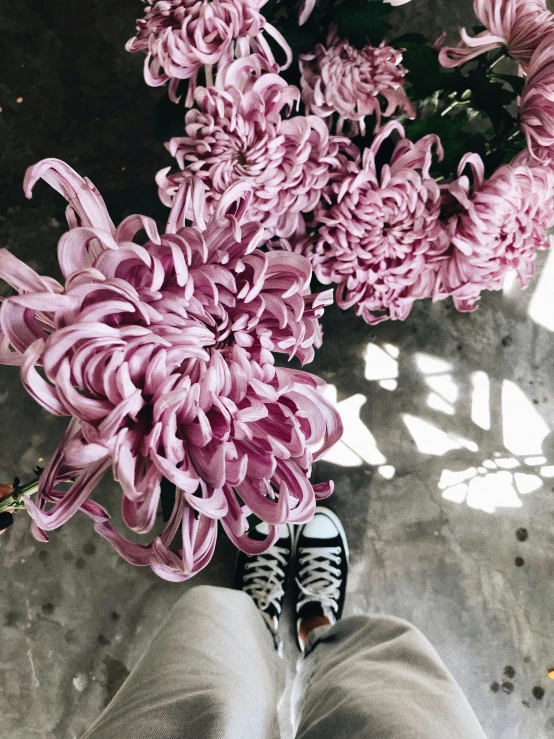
[466,64,518,136]
[330,0,392,48]
[262,0,392,55]
[260,0,526,182]
[405,111,487,179]
[277,17,321,57]
[401,41,461,100]
[489,73,525,97]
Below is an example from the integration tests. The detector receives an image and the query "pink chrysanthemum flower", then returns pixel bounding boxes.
[157,55,357,238]
[435,152,554,311]
[0,160,341,582]
[125,0,292,104]
[520,34,554,163]
[437,0,554,70]
[305,122,449,325]
[300,29,415,136]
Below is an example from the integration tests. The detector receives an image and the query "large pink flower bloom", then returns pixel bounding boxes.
[0,160,341,581]
[438,0,554,70]
[300,29,414,136]
[520,34,554,163]
[157,55,357,238]
[126,0,292,104]
[305,122,449,325]
[435,153,554,311]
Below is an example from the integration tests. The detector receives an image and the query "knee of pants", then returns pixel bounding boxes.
[173,584,255,614]
[373,615,445,662]
[312,614,441,670]
[364,613,433,646]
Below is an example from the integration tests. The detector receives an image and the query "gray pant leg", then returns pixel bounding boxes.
[83,585,285,739]
[293,614,487,739]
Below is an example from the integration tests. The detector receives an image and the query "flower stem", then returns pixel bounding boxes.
[0,477,40,513]
[488,52,508,71]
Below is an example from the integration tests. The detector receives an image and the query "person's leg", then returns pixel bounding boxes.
[293,614,488,739]
[291,507,487,739]
[82,585,285,739]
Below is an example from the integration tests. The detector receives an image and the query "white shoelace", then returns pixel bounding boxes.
[243,546,289,614]
[296,546,342,614]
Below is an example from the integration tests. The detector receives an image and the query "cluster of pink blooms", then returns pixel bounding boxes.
[0,160,341,580]
[125,0,554,328]
[157,55,357,238]
[299,126,554,323]
[300,29,415,136]
[300,0,554,323]
[5,0,554,579]
[126,0,292,103]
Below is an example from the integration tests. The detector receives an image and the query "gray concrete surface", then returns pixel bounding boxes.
[1,1,554,738]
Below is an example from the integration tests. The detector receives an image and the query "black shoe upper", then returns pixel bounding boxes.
[294,532,348,620]
[235,525,292,627]
[293,512,349,651]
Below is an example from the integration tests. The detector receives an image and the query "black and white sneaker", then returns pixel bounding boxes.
[294,507,349,651]
[235,522,293,637]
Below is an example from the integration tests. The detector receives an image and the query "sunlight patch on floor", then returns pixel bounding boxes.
[502,380,549,456]
[364,343,398,381]
[402,414,475,456]
[378,464,396,480]
[321,385,389,471]
[364,343,399,391]
[528,250,554,331]
[471,371,491,430]
[415,353,452,374]
[427,392,455,415]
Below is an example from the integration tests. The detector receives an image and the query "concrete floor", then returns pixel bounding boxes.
[1,1,554,737]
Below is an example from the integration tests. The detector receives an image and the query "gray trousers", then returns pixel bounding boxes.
[83,585,487,739]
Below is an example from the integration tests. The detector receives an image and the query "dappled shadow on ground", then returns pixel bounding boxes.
[308,267,554,551]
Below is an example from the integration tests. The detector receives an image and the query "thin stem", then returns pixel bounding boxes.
[0,477,40,513]
[441,98,470,117]
[506,128,523,142]
[489,52,508,71]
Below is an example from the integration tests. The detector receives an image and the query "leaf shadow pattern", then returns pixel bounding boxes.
[307,290,554,558]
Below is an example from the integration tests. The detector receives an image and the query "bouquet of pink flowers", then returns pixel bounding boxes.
[2,0,554,581]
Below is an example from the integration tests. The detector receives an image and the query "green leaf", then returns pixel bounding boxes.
[160,477,176,523]
[466,66,517,135]
[331,0,392,48]
[490,73,525,96]
[483,128,526,174]
[405,111,487,179]
[278,19,321,56]
[401,42,461,100]
[259,0,281,21]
